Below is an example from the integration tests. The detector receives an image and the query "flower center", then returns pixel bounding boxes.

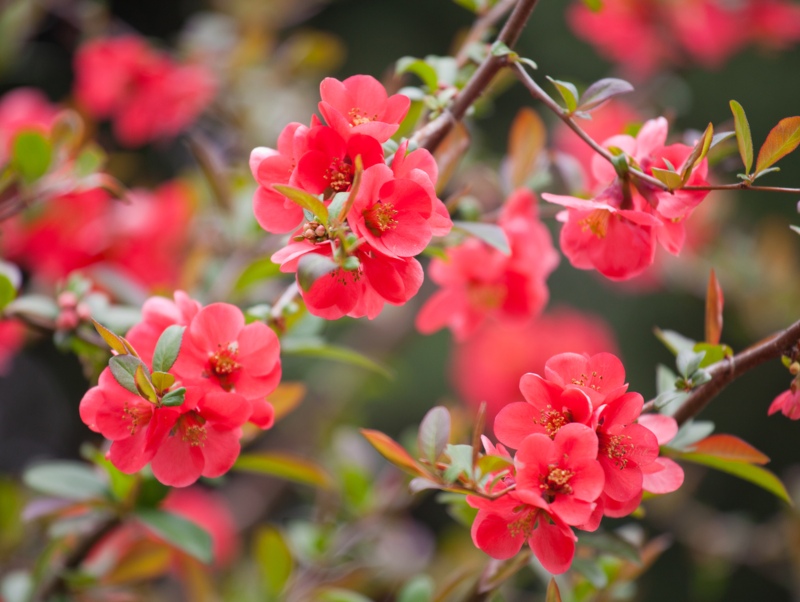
[363,201,398,236]
[348,107,377,127]
[467,281,506,310]
[180,413,208,447]
[122,403,148,436]
[507,507,537,539]
[600,432,634,469]
[541,466,575,503]
[208,342,241,391]
[325,158,353,192]
[570,371,603,391]
[532,404,570,438]
[578,209,611,239]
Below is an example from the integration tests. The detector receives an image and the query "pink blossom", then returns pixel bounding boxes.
[124,290,202,364]
[451,308,618,422]
[172,303,281,427]
[250,122,312,233]
[318,75,410,143]
[0,88,59,165]
[0,320,24,375]
[416,189,557,339]
[468,492,576,574]
[272,240,423,320]
[74,35,216,147]
[514,423,605,527]
[637,413,685,494]
[768,387,800,420]
[543,352,629,407]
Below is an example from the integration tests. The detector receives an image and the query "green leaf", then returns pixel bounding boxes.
[577,78,634,113]
[134,364,158,403]
[161,387,186,407]
[681,122,714,184]
[11,131,51,184]
[361,429,425,476]
[233,256,283,294]
[651,167,683,191]
[571,557,608,588]
[135,509,213,564]
[755,116,800,175]
[281,337,393,379]
[676,349,705,379]
[398,575,435,602]
[272,184,328,225]
[234,452,334,489]
[546,76,579,113]
[729,100,753,175]
[452,220,510,255]
[296,254,339,293]
[253,525,293,596]
[676,452,792,504]
[693,342,732,367]
[151,324,184,373]
[418,406,451,466]
[396,57,439,91]
[150,371,175,393]
[109,354,147,395]
[0,273,15,311]
[654,328,696,356]
[687,434,769,464]
[92,318,131,356]
[443,444,474,483]
[23,461,107,501]
[581,0,603,10]
[4,294,58,321]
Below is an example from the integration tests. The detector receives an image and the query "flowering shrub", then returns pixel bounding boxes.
[2,2,800,601]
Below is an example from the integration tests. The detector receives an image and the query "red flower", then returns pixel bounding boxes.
[250,121,312,233]
[768,387,800,420]
[416,189,557,340]
[514,423,605,527]
[543,352,629,407]
[125,290,202,364]
[74,35,216,147]
[173,303,281,428]
[318,75,410,143]
[0,319,24,375]
[468,492,576,574]
[390,141,452,236]
[272,240,424,320]
[348,164,434,258]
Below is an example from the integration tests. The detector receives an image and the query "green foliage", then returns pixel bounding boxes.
[11,131,51,183]
[452,220,511,255]
[417,406,451,466]
[729,100,753,175]
[273,185,329,225]
[253,525,294,597]
[234,452,334,489]
[281,337,393,379]
[135,509,214,564]
[23,461,107,501]
[151,325,184,373]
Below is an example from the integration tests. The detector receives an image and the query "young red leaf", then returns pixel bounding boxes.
[687,434,769,465]
[680,122,714,184]
[361,429,425,476]
[134,364,158,404]
[507,107,546,189]
[704,269,724,345]
[755,116,800,175]
[234,452,334,489]
[729,100,753,175]
[92,318,130,356]
[546,578,563,602]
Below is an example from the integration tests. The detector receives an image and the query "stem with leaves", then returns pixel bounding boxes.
[668,317,800,426]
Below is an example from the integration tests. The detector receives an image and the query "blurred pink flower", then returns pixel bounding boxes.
[0,88,59,165]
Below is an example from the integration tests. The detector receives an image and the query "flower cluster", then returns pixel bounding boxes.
[251,75,452,319]
[569,0,800,78]
[543,117,710,281]
[1,180,193,290]
[416,188,559,341]
[74,35,216,147]
[469,352,683,574]
[80,292,281,487]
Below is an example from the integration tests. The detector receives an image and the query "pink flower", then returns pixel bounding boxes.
[543,352,629,407]
[172,303,281,427]
[0,88,59,165]
[514,423,605,527]
[768,387,800,420]
[637,413,684,494]
[148,389,251,488]
[74,35,216,147]
[124,290,202,364]
[494,372,593,449]
[451,308,619,423]
[272,240,424,320]
[250,122,312,233]
[416,189,557,340]
[543,117,710,280]
[318,75,410,143]
[348,164,434,258]
[468,492,576,574]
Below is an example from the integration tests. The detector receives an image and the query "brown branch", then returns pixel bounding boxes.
[682,183,800,194]
[511,62,670,192]
[671,317,800,426]
[412,0,542,153]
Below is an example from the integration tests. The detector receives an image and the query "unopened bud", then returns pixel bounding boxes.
[58,291,79,309]
[76,303,92,321]
[304,228,316,239]
[315,225,326,237]
[56,310,79,331]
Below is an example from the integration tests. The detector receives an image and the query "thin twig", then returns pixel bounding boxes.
[683,183,800,194]
[455,0,519,67]
[667,318,800,426]
[412,0,542,153]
